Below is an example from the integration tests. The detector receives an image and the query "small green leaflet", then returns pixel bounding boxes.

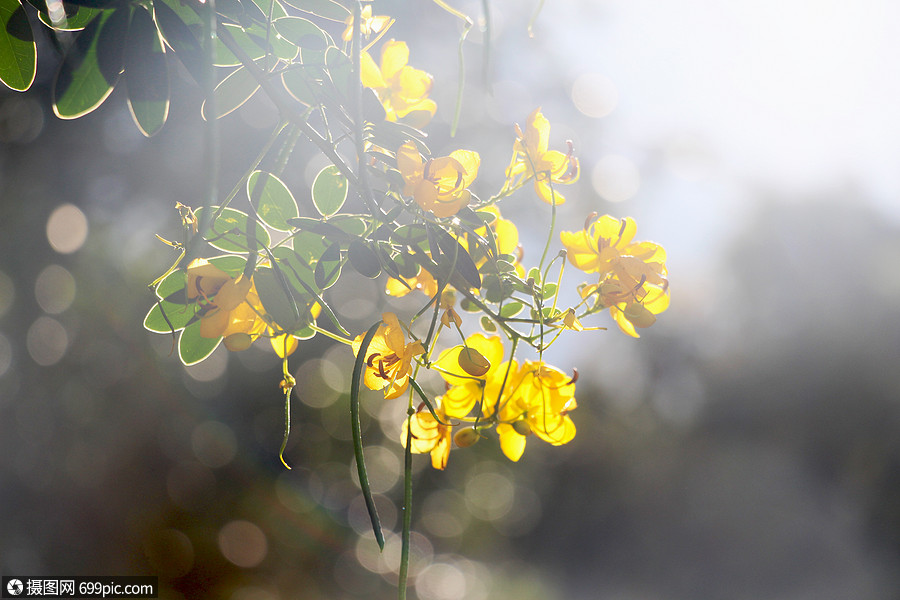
[178,319,221,366]
[201,64,260,120]
[248,171,299,231]
[311,164,347,217]
[194,206,270,253]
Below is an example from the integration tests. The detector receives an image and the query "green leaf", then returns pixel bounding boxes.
[248,170,298,231]
[499,301,524,318]
[124,6,169,137]
[281,0,348,21]
[201,64,260,120]
[273,16,328,51]
[144,299,197,333]
[311,164,348,217]
[208,254,248,275]
[480,315,497,333]
[348,240,381,279]
[155,268,186,299]
[178,319,222,366]
[314,242,341,289]
[153,0,204,83]
[194,206,270,253]
[0,0,36,91]
[39,5,101,30]
[53,7,129,118]
[291,230,328,265]
[541,282,558,300]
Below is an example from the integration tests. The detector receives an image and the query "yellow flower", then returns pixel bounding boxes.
[505,108,579,204]
[402,403,452,470]
[342,5,391,42]
[433,333,510,419]
[361,40,437,124]
[562,215,669,337]
[385,263,438,298]
[186,259,317,356]
[496,361,577,460]
[397,141,480,218]
[352,312,425,399]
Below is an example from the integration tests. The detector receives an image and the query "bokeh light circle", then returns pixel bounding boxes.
[46,204,88,254]
[26,316,68,366]
[35,264,76,314]
[218,520,268,568]
[571,72,618,118]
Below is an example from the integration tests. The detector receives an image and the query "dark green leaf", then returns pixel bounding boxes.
[311,164,348,217]
[288,216,351,240]
[314,243,341,289]
[273,16,328,50]
[201,64,260,120]
[125,6,168,137]
[194,206,270,253]
[480,315,497,332]
[178,319,222,366]
[542,282,558,300]
[281,67,320,105]
[324,45,351,99]
[0,0,36,91]
[249,170,298,231]
[53,7,128,118]
[153,0,204,83]
[434,228,481,289]
[281,0,347,21]
[254,266,302,330]
[348,240,381,278]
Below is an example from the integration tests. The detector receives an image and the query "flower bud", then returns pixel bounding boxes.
[458,347,490,377]
[454,428,480,448]
[623,303,656,328]
[440,288,456,309]
[441,307,462,329]
[224,332,253,351]
[512,419,532,436]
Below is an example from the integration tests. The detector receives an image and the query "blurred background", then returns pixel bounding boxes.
[2,0,900,598]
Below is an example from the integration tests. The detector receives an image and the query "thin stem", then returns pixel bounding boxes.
[398,410,413,600]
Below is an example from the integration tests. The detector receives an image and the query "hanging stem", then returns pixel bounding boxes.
[398,409,413,600]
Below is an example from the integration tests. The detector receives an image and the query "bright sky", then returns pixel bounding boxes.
[537,0,900,263]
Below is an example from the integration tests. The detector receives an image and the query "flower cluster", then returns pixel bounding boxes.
[561,215,669,337]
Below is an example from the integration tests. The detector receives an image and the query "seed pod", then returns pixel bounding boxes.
[458,346,490,377]
[512,419,532,436]
[454,428,479,448]
[224,332,253,351]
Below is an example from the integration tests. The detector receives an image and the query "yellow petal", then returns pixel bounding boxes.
[534,178,566,205]
[497,423,526,461]
[271,333,299,358]
[360,50,387,88]
[380,40,409,81]
[200,307,229,339]
[214,275,252,311]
